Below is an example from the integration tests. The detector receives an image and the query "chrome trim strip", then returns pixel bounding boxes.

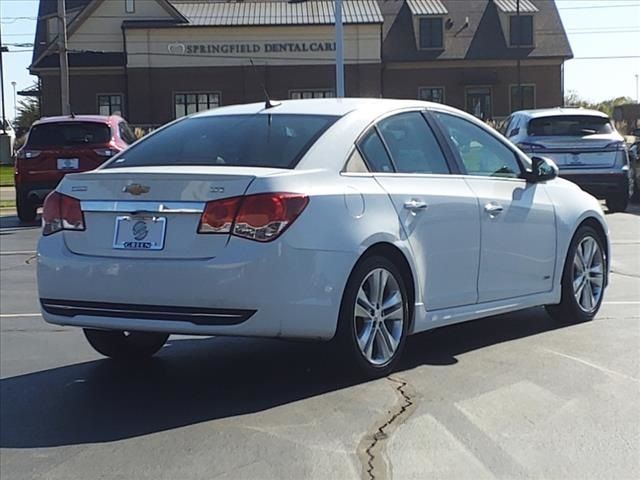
[81,200,206,213]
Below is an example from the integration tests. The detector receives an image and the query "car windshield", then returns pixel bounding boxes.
[105,114,339,169]
[27,122,111,147]
[528,115,613,137]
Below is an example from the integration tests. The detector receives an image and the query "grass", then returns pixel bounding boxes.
[0,199,16,209]
[0,165,14,187]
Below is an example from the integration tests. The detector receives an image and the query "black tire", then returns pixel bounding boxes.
[83,329,169,360]
[545,225,606,324]
[16,189,37,223]
[631,178,640,204]
[605,191,629,213]
[335,255,409,378]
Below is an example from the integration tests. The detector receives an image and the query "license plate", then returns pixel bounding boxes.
[57,158,79,170]
[113,216,167,250]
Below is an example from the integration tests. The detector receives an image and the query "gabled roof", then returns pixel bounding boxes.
[172,1,383,26]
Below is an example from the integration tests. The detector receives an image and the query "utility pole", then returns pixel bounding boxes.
[335,0,345,98]
[636,74,639,104]
[58,0,71,115]
[516,0,522,111]
[1,19,7,133]
[11,81,17,119]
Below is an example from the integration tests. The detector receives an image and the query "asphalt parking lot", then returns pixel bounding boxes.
[1,206,638,480]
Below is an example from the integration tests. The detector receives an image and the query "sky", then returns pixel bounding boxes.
[1,0,639,121]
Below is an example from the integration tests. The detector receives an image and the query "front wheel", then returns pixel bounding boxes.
[335,255,409,378]
[84,329,169,360]
[545,225,606,324]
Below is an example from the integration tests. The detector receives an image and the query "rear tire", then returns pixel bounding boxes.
[606,191,629,213]
[84,329,169,360]
[16,189,37,223]
[545,225,606,324]
[335,255,409,378]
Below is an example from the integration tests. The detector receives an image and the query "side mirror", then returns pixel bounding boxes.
[508,128,519,138]
[529,156,558,182]
[632,128,640,138]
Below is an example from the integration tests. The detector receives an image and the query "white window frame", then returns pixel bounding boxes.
[173,92,221,118]
[509,84,536,112]
[97,93,123,116]
[125,0,135,14]
[464,86,494,120]
[289,89,335,99]
[418,86,446,104]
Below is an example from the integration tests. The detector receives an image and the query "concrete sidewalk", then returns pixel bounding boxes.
[1,186,15,202]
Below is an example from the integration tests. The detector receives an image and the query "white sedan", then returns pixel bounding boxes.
[37,99,609,376]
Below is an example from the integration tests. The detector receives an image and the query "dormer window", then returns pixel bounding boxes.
[510,15,534,47]
[419,17,444,49]
[407,0,448,50]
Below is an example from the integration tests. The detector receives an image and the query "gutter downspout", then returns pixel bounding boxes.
[121,24,130,119]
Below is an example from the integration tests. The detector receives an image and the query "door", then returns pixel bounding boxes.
[357,111,481,310]
[432,110,557,302]
[465,87,492,120]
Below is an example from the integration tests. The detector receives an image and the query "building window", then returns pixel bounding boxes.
[465,87,492,120]
[419,17,443,49]
[419,87,445,104]
[509,15,534,46]
[174,93,220,118]
[98,94,123,116]
[125,0,135,14]
[510,85,535,112]
[290,89,335,99]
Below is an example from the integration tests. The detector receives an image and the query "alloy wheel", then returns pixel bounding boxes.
[572,236,604,313]
[353,268,404,366]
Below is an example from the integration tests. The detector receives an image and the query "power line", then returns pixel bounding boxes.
[558,3,640,9]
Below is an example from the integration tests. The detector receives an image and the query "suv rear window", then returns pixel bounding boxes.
[27,122,111,147]
[528,115,613,136]
[105,114,338,169]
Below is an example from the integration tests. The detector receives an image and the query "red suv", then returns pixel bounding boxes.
[14,115,136,222]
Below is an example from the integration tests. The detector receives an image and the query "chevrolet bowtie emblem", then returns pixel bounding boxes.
[123,183,150,196]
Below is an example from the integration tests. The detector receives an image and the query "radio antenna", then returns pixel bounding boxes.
[249,58,281,110]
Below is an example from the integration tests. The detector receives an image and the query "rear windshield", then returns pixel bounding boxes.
[528,115,613,136]
[105,114,339,169]
[27,122,111,147]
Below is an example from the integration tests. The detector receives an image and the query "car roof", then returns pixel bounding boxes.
[513,108,609,120]
[191,98,457,119]
[33,115,124,126]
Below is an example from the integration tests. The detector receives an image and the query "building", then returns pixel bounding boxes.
[30,0,572,126]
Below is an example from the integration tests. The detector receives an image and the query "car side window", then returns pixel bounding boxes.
[377,112,450,174]
[118,121,137,145]
[357,129,394,173]
[434,112,522,179]
[344,148,369,173]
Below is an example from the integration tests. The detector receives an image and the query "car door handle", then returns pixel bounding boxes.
[484,202,504,215]
[404,199,428,212]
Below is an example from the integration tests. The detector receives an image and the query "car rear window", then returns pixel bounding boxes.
[105,114,339,169]
[27,122,111,147]
[528,115,613,136]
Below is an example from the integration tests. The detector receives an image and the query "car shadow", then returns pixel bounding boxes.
[0,307,565,449]
[0,214,40,232]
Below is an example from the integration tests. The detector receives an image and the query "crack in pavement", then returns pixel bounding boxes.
[610,269,640,279]
[358,376,418,480]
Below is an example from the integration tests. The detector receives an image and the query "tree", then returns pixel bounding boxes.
[13,96,40,139]
[564,91,635,116]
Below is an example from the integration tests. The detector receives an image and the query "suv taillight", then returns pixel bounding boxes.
[198,193,308,242]
[604,141,625,151]
[17,150,41,159]
[42,191,85,236]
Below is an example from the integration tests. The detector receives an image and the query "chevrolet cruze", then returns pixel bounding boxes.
[37,99,610,376]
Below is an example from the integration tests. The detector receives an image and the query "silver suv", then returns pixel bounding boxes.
[503,108,633,212]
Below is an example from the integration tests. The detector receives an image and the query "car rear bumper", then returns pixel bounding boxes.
[559,171,628,198]
[16,181,60,204]
[37,234,357,340]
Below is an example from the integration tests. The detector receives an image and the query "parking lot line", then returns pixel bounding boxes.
[0,251,37,255]
[0,313,41,318]
[543,348,640,384]
[602,301,640,305]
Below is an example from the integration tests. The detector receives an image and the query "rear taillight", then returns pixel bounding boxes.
[604,141,625,151]
[42,191,85,236]
[198,193,309,242]
[17,150,41,159]
[94,148,119,157]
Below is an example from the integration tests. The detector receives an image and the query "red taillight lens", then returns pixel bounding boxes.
[17,150,41,159]
[198,197,242,234]
[42,191,85,236]
[198,193,309,242]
